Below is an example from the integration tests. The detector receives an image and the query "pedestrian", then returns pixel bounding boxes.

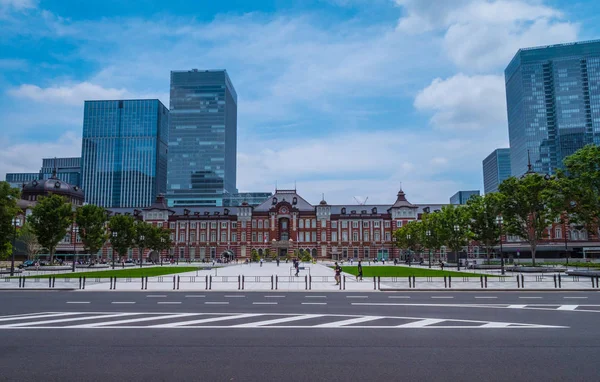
[276,258,280,267]
[357,260,363,281]
[260,258,263,267]
[295,260,299,277]
[334,262,342,285]
[440,260,444,270]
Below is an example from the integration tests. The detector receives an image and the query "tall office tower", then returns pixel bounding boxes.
[505,40,600,176]
[167,69,237,207]
[482,148,511,194]
[5,173,38,189]
[450,190,480,205]
[81,99,169,208]
[40,157,81,187]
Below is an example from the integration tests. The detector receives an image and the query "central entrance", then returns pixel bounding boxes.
[278,248,288,258]
[279,217,290,241]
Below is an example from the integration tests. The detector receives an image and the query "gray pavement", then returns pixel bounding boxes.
[1,291,600,381]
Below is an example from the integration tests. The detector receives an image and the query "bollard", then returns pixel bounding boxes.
[553,274,557,288]
[413,276,416,289]
[271,275,274,290]
[177,276,180,290]
[485,276,488,288]
[480,276,483,289]
[409,276,413,289]
[110,277,113,290]
[79,277,82,290]
[83,277,86,290]
[558,274,561,289]
[114,277,117,290]
[205,275,208,290]
[596,276,599,288]
[173,275,176,290]
[49,277,52,288]
[517,275,521,288]
[209,275,212,290]
[243,275,246,290]
[306,275,308,290]
[444,276,447,289]
[343,275,346,291]
[145,276,148,290]
[377,276,381,290]
[448,276,452,289]
[309,275,312,290]
[275,275,278,290]
[52,277,55,288]
[521,274,525,288]
[142,277,145,290]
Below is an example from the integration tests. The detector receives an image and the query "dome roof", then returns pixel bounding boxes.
[21,175,84,201]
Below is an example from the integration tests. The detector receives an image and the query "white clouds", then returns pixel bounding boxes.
[414,73,506,130]
[396,0,579,71]
[0,132,81,179]
[0,0,36,11]
[8,82,129,106]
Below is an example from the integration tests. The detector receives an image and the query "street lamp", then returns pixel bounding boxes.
[160,237,165,266]
[10,217,18,277]
[72,225,78,273]
[496,216,504,275]
[406,234,411,266]
[426,230,432,269]
[139,234,145,269]
[453,225,460,271]
[111,231,117,269]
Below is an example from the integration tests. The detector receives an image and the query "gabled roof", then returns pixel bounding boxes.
[143,194,174,213]
[389,188,417,209]
[253,189,314,212]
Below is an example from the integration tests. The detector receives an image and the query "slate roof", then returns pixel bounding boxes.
[253,190,314,212]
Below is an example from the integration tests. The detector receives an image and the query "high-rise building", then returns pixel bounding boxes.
[223,192,273,207]
[5,157,82,189]
[81,99,169,208]
[482,148,511,194]
[505,40,600,176]
[167,69,237,207]
[450,190,480,205]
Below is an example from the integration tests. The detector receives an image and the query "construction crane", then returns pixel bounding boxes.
[353,196,369,205]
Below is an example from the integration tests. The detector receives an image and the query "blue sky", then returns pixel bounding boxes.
[1,0,599,205]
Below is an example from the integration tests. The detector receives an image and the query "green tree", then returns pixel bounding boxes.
[437,205,472,264]
[147,225,172,262]
[394,221,423,262]
[108,214,135,267]
[29,194,73,264]
[18,222,41,260]
[133,221,155,263]
[300,250,312,262]
[0,182,21,260]
[466,193,503,262]
[559,145,600,236]
[250,248,259,262]
[75,204,108,261]
[498,174,558,266]
[421,211,443,266]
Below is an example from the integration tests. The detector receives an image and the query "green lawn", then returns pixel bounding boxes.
[333,266,486,278]
[27,266,200,279]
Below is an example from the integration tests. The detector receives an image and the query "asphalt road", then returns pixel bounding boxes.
[0,291,599,382]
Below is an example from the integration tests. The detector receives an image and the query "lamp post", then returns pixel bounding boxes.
[406,234,411,266]
[160,237,165,266]
[139,235,145,269]
[426,230,432,268]
[453,225,460,271]
[10,217,18,277]
[72,224,78,273]
[496,216,504,275]
[111,231,117,269]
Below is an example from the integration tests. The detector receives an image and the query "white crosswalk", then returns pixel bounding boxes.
[0,312,566,329]
[351,303,600,313]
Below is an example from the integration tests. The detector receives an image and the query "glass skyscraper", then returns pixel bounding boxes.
[505,40,600,176]
[482,148,511,194]
[5,157,82,188]
[81,99,169,208]
[450,190,480,205]
[167,69,237,207]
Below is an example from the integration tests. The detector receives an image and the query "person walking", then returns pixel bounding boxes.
[334,262,342,285]
[357,260,363,282]
[294,260,299,277]
[276,258,280,267]
[260,258,263,267]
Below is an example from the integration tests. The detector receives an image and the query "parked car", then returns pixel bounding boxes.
[18,260,35,269]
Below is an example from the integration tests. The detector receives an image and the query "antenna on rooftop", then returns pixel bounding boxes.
[353,196,369,205]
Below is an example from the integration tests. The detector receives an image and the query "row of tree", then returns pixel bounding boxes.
[394,145,600,266]
[0,191,172,266]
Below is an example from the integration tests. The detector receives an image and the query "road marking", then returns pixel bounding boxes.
[388,296,410,299]
[431,296,454,299]
[264,295,286,298]
[66,301,90,304]
[234,314,323,327]
[564,297,588,299]
[315,316,382,327]
[475,297,498,299]
[253,302,277,305]
[397,319,445,328]
[185,295,205,298]
[346,296,368,299]
[150,314,261,328]
[157,302,181,305]
[0,312,81,322]
[480,322,512,328]
[2,313,137,328]
[508,305,527,309]
[111,302,135,304]
[302,302,327,305]
[305,296,326,298]
[68,313,198,328]
[205,302,229,305]
[556,305,578,311]
[224,295,245,298]
[519,297,542,299]
[146,295,167,298]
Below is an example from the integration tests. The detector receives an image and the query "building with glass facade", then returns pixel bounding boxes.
[482,148,511,194]
[450,190,480,205]
[5,157,82,189]
[5,173,38,189]
[223,192,273,207]
[167,69,237,207]
[505,40,600,176]
[81,99,169,208]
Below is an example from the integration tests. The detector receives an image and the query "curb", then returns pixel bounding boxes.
[0,288,77,291]
[379,288,600,292]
